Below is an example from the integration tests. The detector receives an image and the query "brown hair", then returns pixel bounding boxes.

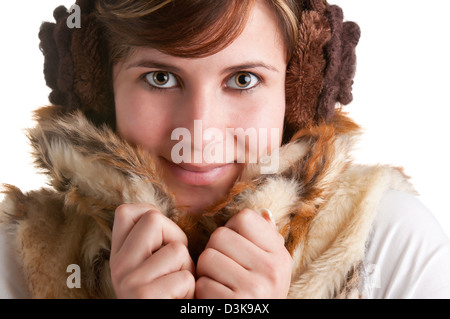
[95,0,301,63]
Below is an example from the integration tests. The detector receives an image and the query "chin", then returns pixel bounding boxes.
[156,156,244,215]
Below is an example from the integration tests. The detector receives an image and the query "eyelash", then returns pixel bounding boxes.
[141,71,263,93]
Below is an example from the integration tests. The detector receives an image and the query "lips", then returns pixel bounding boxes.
[161,157,233,186]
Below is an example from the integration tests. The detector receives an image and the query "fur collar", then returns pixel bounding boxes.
[27,105,359,257]
[1,106,414,298]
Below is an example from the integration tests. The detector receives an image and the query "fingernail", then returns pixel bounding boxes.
[260,208,276,226]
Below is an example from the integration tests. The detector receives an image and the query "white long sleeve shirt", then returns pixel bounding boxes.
[361,189,450,298]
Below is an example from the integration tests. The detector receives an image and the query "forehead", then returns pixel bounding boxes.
[122,1,287,69]
[230,0,286,53]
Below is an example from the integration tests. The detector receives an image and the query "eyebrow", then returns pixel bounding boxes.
[222,62,280,74]
[126,60,182,74]
[126,60,280,74]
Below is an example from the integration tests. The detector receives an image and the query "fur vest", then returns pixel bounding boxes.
[0,106,415,299]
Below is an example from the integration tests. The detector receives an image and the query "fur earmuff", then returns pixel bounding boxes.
[284,0,361,141]
[39,1,114,128]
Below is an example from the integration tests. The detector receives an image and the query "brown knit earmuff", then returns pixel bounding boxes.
[284,0,360,141]
[39,0,360,139]
[39,0,114,128]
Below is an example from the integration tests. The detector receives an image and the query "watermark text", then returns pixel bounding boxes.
[171,121,280,174]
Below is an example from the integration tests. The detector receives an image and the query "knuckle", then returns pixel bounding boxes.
[116,272,140,297]
[195,275,216,299]
[195,276,209,298]
[141,209,163,223]
[249,281,265,298]
[166,241,189,258]
[171,271,196,299]
[261,259,279,282]
[115,204,161,218]
[139,211,167,234]
[195,276,206,290]
[179,269,195,285]
[197,247,217,268]
[209,227,229,246]
[114,204,163,227]
[114,204,131,219]
[228,209,256,229]
[202,247,217,260]
[238,208,257,222]
[235,279,264,299]
[267,268,283,285]
[175,227,189,246]
[170,270,196,299]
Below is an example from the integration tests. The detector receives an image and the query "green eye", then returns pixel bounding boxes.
[145,71,178,88]
[227,72,260,90]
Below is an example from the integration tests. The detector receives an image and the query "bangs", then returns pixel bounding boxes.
[96,0,256,61]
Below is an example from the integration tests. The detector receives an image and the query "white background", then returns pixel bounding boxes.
[0,1,449,236]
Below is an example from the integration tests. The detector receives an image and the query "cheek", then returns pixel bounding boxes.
[269,86,287,147]
[227,92,285,162]
[242,92,285,147]
[114,87,172,151]
[257,103,285,152]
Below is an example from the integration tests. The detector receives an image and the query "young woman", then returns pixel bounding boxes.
[1,0,450,299]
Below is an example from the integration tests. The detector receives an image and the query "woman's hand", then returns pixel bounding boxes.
[110,204,195,299]
[195,209,292,299]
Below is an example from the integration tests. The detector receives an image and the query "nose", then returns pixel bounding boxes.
[182,85,224,130]
[171,84,228,164]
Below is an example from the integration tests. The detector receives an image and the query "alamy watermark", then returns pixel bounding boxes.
[66,264,81,289]
[66,4,81,29]
[171,121,281,174]
[362,263,381,292]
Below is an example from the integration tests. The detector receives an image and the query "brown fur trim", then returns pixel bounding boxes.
[0,184,28,221]
[28,106,178,236]
[26,106,360,265]
[335,262,363,299]
[0,186,106,298]
[280,113,359,251]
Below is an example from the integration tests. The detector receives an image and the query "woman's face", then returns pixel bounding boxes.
[113,1,287,215]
